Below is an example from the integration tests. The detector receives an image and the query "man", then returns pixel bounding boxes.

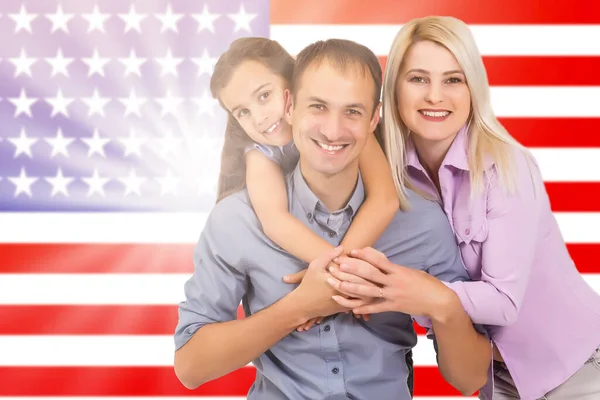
[174,39,491,399]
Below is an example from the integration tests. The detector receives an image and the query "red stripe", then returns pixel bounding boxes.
[379,56,600,86]
[2,237,599,275]
[0,243,194,273]
[0,366,463,396]
[0,304,246,335]
[271,0,600,24]
[499,118,600,148]
[546,183,600,212]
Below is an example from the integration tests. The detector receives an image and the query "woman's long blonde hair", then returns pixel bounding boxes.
[382,16,534,210]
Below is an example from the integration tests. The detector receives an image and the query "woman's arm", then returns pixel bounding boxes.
[445,155,542,326]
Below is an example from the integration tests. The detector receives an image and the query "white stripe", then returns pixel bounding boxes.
[0,335,436,366]
[490,87,600,117]
[532,148,600,182]
[1,212,600,243]
[1,273,598,305]
[271,24,600,56]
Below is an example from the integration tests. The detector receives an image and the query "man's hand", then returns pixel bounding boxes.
[287,246,351,322]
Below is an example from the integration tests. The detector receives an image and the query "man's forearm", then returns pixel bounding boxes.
[431,296,491,396]
[174,293,308,389]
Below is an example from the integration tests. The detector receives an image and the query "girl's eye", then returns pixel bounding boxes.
[446,77,463,84]
[238,109,249,118]
[259,91,270,101]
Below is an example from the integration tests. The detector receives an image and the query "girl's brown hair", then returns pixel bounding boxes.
[210,37,295,202]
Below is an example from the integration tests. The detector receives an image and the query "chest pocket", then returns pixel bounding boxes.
[453,217,488,245]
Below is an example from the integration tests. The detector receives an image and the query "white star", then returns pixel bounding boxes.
[8,127,38,158]
[82,48,110,77]
[9,5,38,34]
[192,49,217,77]
[45,88,74,118]
[46,48,74,77]
[155,130,182,158]
[9,48,37,77]
[193,91,218,116]
[81,129,111,157]
[192,4,220,33]
[156,169,181,196]
[45,168,75,197]
[118,89,147,117]
[155,5,184,33]
[44,128,74,158]
[155,49,183,78]
[118,4,147,33]
[82,5,110,33]
[118,169,147,196]
[8,168,38,197]
[82,168,110,196]
[8,89,38,118]
[46,4,74,34]
[118,49,147,77]
[228,4,257,33]
[155,90,184,117]
[119,129,147,157]
[196,169,218,196]
[81,89,110,117]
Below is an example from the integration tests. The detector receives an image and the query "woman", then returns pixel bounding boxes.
[328,16,600,400]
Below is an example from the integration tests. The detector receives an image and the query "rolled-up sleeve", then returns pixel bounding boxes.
[446,155,542,326]
[174,201,249,350]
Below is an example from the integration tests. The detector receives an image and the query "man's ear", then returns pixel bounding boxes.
[284,89,293,125]
[369,101,382,132]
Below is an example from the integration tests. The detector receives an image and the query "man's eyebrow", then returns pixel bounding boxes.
[306,97,366,111]
[230,83,271,113]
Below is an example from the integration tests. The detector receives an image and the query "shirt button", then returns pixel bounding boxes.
[329,232,336,238]
[324,325,331,332]
[465,228,470,235]
[307,212,312,220]
[332,367,339,374]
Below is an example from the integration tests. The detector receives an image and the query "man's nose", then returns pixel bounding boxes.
[321,114,343,142]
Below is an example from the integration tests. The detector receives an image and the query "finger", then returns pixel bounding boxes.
[327,276,373,300]
[331,295,369,309]
[336,257,388,285]
[350,247,395,274]
[283,268,307,284]
[328,265,376,286]
[352,302,388,315]
[309,246,344,271]
[315,317,324,324]
[338,280,383,299]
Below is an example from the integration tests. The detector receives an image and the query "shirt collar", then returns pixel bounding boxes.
[406,124,494,172]
[292,163,365,216]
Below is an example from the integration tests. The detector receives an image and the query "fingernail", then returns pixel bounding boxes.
[340,264,349,271]
[327,278,337,286]
[333,257,340,263]
[350,249,358,256]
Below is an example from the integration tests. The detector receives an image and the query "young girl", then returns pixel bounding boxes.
[209,37,400,330]
[327,16,600,400]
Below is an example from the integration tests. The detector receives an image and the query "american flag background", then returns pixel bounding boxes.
[0,0,598,399]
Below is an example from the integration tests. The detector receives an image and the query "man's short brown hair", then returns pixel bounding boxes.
[291,39,383,116]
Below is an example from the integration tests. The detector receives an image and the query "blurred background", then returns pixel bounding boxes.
[0,0,598,398]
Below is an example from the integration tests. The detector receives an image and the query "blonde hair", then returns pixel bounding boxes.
[381,16,534,210]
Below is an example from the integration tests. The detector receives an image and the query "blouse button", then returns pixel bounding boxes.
[465,228,470,235]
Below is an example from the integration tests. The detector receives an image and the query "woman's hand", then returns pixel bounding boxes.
[327,247,456,320]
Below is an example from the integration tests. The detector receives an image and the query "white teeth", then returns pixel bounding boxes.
[317,141,344,151]
[421,110,450,117]
[265,121,280,133]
